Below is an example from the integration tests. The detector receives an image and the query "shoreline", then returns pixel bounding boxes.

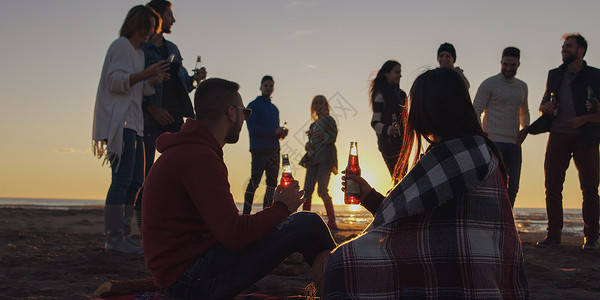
[1,207,599,299]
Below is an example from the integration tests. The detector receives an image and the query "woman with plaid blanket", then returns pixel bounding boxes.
[323,68,529,299]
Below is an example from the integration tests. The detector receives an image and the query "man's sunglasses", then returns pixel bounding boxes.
[233,106,252,120]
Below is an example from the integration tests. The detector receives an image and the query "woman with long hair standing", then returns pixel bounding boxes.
[301,95,339,230]
[92,5,169,254]
[370,60,407,178]
[323,68,528,298]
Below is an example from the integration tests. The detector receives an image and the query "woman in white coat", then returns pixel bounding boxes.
[92,5,169,254]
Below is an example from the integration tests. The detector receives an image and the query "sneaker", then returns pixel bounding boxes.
[536,236,561,248]
[582,237,598,250]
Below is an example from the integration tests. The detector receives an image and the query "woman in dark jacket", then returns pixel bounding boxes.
[370,60,407,178]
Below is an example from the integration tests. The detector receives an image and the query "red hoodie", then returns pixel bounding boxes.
[142,119,289,288]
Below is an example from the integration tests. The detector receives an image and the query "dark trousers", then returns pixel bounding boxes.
[165,212,336,299]
[380,148,400,177]
[135,117,184,211]
[243,148,280,214]
[544,131,599,239]
[494,142,522,207]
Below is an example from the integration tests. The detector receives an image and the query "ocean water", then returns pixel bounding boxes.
[0,198,585,236]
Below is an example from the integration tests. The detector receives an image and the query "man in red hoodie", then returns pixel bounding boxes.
[142,78,336,299]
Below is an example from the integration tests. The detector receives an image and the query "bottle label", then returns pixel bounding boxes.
[346,179,360,196]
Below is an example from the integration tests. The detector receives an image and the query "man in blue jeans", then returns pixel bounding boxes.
[136,0,207,230]
[142,78,335,299]
[243,75,288,214]
[473,46,530,207]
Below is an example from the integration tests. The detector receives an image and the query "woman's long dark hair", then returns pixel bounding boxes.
[369,60,400,108]
[393,68,507,183]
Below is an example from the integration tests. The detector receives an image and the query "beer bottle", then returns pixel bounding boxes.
[550,92,558,116]
[588,86,598,113]
[192,56,202,87]
[280,121,288,140]
[280,154,294,188]
[344,142,361,204]
[391,113,400,137]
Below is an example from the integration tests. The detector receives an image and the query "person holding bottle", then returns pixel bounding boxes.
[92,5,170,254]
[142,78,335,299]
[300,95,339,230]
[135,0,208,232]
[370,60,407,178]
[243,75,288,214]
[323,68,528,298]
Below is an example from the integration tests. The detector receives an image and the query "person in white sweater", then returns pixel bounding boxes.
[92,5,170,254]
[473,47,529,207]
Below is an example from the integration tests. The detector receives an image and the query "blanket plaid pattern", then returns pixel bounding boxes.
[323,136,529,299]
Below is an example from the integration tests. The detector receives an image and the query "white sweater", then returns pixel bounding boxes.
[92,37,154,161]
[473,73,529,144]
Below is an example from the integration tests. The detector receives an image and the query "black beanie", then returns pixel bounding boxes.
[437,43,456,62]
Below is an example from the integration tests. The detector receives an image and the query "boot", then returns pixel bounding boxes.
[124,205,142,249]
[322,196,338,230]
[105,205,142,254]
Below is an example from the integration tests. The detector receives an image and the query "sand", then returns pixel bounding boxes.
[0,207,599,299]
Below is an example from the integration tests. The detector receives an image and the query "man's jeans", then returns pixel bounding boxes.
[544,131,599,239]
[165,212,336,299]
[494,142,522,207]
[244,148,280,214]
[106,129,144,205]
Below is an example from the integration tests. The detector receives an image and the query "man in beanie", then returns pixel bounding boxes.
[473,46,530,207]
[437,42,470,89]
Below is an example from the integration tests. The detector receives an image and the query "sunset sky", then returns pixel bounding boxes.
[1,0,599,208]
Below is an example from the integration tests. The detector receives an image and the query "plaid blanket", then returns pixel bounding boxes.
[323,136,529,299]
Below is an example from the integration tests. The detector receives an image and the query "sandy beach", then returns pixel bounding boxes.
[0,207,599,299]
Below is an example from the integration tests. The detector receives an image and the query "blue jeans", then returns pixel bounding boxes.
[494,142,522,207]
[106,129,145,205]
[244,148,280,214]
[135,117,184,210]
[165,212,336,299]
[302,161,332,209]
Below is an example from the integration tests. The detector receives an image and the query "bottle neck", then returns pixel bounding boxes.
[347,155,358,166]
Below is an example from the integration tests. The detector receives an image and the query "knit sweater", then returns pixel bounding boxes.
[92,37,154,161]
[473,73,529,144]
[142,119,290,288]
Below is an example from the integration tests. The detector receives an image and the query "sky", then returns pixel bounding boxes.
[1,0,599,209]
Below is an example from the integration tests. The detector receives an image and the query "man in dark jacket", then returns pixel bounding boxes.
[135,0,207,231]
[536,33,600,250]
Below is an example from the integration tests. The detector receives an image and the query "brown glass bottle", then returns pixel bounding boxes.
[344,142,361,204]
[280,154,294,188]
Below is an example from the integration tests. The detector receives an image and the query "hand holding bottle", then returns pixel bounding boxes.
[146,60,170,84]
[341,170,372,203]
[274,180,305,213]
[193,67,207,84]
